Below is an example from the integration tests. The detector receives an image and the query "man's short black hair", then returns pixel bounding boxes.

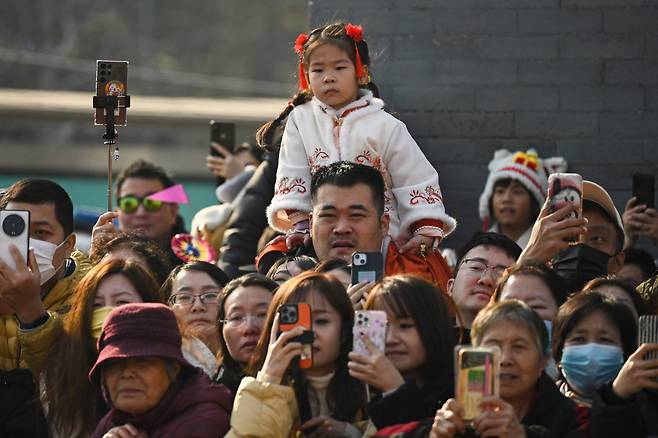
[311,161,386,216]
[116,159,176,202]
[455,231,522,272]
[0,178,74,236]
[623,247,657,280]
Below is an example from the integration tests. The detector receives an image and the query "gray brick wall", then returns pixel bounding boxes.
[309,1,658,253]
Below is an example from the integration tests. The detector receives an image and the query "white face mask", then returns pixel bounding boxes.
[29,238,67,285]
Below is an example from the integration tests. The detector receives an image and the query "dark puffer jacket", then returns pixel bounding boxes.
[589,383,658,437]
[91,369,232,438]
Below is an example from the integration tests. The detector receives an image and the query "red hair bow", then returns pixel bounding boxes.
[294,33,309,55]
[345,23,365,79]
[294,33,310,90]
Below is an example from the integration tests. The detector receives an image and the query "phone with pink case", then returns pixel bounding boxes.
[547,173,583,218]
[353,310,387,356]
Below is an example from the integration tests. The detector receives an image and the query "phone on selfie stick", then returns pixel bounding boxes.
[633,173,655,209]
[209,121,236,186]
[93,60,130,211]
[0,210,30,270]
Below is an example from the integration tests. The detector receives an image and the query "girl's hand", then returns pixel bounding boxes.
[430,398,466,438]
[261,314,305,379]
[206,142,245,179]
[102,424,148,438]
[301,416,348,438]
[346,281,375,310]
[473,396,525,438]
[612,343,658,400]
[397,234,435,255]
[347,335,404,392]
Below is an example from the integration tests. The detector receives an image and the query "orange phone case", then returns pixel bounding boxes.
[279,303,313,368]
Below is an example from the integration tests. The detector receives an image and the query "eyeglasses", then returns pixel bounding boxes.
[461,258,508,279]
[117,195,163,214]
[220,314,267,328]
[168,292,219,306]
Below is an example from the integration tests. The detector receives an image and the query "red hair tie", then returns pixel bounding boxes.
[294,33,310,90]
[345,23,365,79]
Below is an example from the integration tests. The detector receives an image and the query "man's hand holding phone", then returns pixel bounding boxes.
[518,199,588,264]
[0,247,44,323]
[206,142,245,180]
[623,197,658,248]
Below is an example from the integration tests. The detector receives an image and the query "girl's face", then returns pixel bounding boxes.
[303,289,343,377]
[222,285,273,365]
[272,262,304,285]
[381,307,427,377]
[307,43,359,110]
[499,274,558,321]
[169,270,221,334]
[94,274,143,308]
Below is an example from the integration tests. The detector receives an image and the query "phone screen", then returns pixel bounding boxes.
[455,346,500,421]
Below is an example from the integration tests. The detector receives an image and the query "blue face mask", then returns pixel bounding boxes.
[560,343,624,397]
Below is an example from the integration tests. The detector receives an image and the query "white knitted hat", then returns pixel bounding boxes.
[478,149,567,229]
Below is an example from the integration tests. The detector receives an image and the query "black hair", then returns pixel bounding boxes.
[311,161,386,217]
[89,232,174,286]
[455,231,522,273]
[116,159,176,202]
[216,273,278,394]
[255,22,379,150]
[553,291,637,363]
[266,255,318,280]
[493,260,568,309]
[583,276,650,317]
[160,261,231,302]
[315,258,350,275]
[622,247,657,281]
[0,178,74,236]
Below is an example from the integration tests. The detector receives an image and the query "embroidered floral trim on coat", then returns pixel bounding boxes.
[410,186,443,205]
[275,177,307,196]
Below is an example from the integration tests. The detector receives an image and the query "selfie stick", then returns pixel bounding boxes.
[92,95,131,211]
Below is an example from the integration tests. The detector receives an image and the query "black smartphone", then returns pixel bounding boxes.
[94,60,128,126]
[351,251,384,285]
[633,173,655,209]
[210,121,236,154]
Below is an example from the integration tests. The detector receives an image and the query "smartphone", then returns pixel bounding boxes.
[548,173,583,218]
[278,303,313,369]
[210,121,236,154]
[633,173,655,209]
[351,251,384,285]
[455,346,500,422]
[0,210,30,270]
[353,310,387,357]
[94,60,128,126]
[638,315,658,363]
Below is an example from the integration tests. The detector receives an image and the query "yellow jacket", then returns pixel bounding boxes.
[226,375,366,438]
[0,251,90,373]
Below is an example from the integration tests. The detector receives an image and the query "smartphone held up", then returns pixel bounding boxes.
[278,303,314,369]
[94,60,129,126]
[0,210,30,270]
[455,346,500,422]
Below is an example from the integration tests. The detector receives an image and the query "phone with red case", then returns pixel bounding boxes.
[278,303,313,368]
[353,310,387,357]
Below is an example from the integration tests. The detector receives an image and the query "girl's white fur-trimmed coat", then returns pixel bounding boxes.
[266,90,456,239]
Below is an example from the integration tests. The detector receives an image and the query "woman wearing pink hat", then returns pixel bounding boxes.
[89,303,231,438]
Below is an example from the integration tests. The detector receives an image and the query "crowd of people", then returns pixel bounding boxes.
[1,21,658,438]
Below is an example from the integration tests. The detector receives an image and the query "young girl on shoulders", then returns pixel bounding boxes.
[261,22,456,255]
[226,271,367,437]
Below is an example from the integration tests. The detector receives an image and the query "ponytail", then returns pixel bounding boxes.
[255,90,312,151]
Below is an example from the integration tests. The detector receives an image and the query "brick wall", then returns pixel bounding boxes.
[310,0,658,252]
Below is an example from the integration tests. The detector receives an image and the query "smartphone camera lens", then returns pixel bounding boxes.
[100,70,106,76]
[2,214,25,237]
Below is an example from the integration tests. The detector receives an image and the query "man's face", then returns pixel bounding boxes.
[582,205,623,274]
[117,178,179,245]
[5,201,75,282]
[447,245,516,326]
[310,183,389,262]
